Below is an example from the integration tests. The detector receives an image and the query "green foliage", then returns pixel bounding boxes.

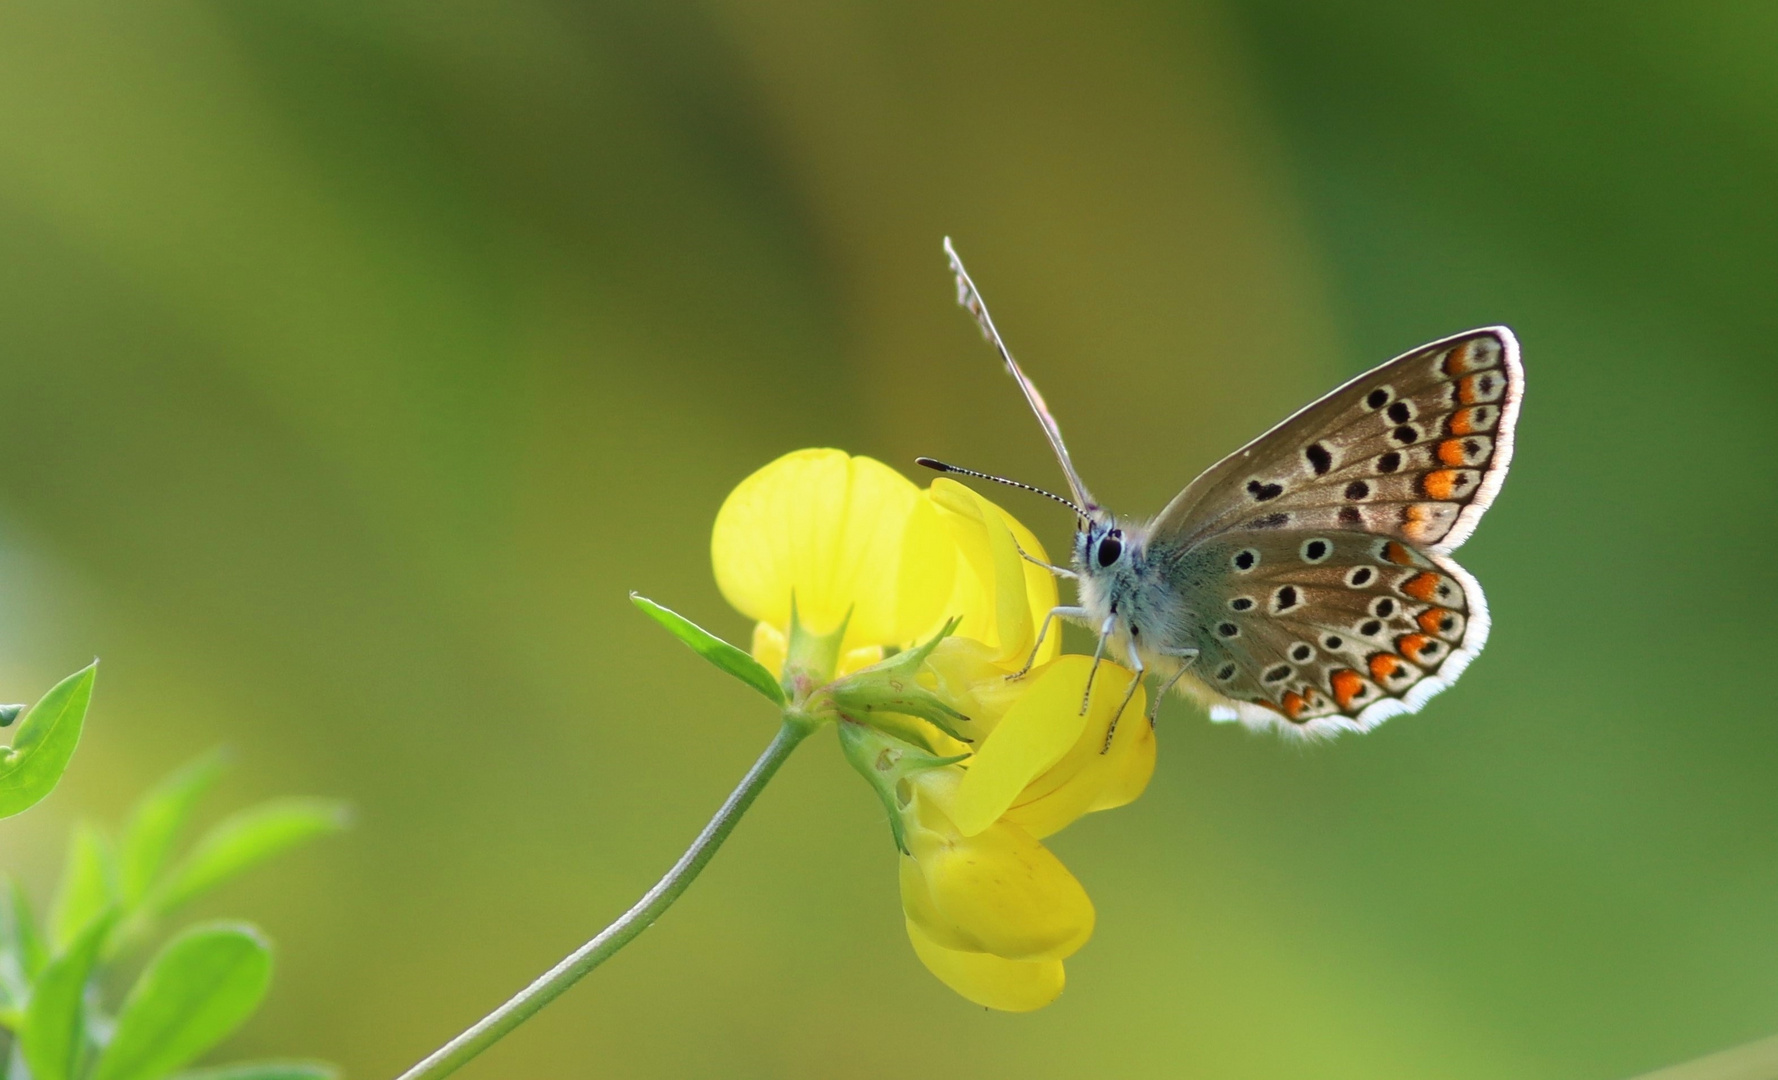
[21,914,115,1080]
[0,664,96,820]
[148,799,349,921]
[0,748,344,1079]
[51,824,117,951]
[93,924,272,1080]
[119,752,228,908]
[631,593,787,705]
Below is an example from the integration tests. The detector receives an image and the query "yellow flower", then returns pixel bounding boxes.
[713,448,956,686]
[710,448,1154,1010]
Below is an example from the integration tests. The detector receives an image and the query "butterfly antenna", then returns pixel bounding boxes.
[943,238,1095,509]
[915,458,1088,519]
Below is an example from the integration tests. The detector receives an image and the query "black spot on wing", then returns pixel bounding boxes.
[1305,443,1333,475]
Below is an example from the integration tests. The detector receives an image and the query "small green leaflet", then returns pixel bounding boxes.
[21,912,117,1080]
[0,663,97,819]
[94,923,273,1080]
[149,799,349,919]
[631,593,786,705]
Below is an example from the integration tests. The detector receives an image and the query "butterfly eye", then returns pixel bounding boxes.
[1096,530,1124,567]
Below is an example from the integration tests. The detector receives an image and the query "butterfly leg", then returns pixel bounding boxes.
[1011,537,1077,580]
[1009,605,1087,680]
[1147,648,1200,725]
[1077,614,1117,716]
[1099,636,1146,752]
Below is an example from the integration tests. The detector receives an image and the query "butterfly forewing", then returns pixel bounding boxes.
[1150,328,1521,555]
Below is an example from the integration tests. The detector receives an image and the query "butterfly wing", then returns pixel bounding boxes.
[1165,531,1488,737]
[1151,328,1521,555]
[1147,328,1520,736]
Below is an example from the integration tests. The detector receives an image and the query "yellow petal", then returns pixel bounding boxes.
[904,786,1095,961]
[1003,664,1155,839]
[711,449,954,652]
[949,657,1096,836]
[905,919,1065,1012]
[898,852,975,953]
[749,622,787,676]
[919,635,1029,736]
[927,479,1059,667]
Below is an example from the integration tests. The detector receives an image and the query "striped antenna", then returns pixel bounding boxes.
[915,458,1088,519]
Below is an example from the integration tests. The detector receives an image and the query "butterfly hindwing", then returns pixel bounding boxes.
[1170,530,1490,737]
[1150,328,1521,555]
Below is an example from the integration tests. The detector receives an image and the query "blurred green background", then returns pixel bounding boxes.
[1,2,1774,1077]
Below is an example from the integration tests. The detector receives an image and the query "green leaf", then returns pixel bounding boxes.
[149,799,348,918]
[50,823,117,952]
[631,593,785,705]
[0,664,97,819]
[170,1062,337,1080]
[0,877,45,1021]
[120,751,230,907]
[5,876,47,978]
[20,912,115,1080]
[93,923,272,1080]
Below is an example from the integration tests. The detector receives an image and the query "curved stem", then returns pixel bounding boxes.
[394,716,816,1080]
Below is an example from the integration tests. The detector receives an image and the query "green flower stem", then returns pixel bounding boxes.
[393,714,817,1080]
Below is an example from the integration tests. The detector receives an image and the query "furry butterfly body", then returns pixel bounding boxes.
[932,241,1521,739]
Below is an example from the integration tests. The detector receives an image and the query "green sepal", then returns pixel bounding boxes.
[0,664,97,820]
[824,618,971,743]
[779,595,852,697]
[631,593,786,706]
[837,722,968,855]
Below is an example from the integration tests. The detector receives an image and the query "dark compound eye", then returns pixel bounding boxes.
[1096,530,1123,567]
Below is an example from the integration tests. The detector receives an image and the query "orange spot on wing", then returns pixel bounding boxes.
[1448,406,1495,436]
[1401,504,1448,544]
[1368,653,1400,681]
[1401,572,1441,601]
[1418,607,1454,635]
[1383,541,1415,565]
[1422,469,1461,499]
[1399,634,1435,663]
[1443,342,1472,376]
[1282,690,1307,720]
[1458,372,1502,404]
[1330,668,1364,709]
[1437,439,1469,466]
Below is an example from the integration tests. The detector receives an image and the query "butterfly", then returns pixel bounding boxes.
[921,239,1522,740]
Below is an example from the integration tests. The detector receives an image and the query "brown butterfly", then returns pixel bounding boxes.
[922,240,1522,739]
